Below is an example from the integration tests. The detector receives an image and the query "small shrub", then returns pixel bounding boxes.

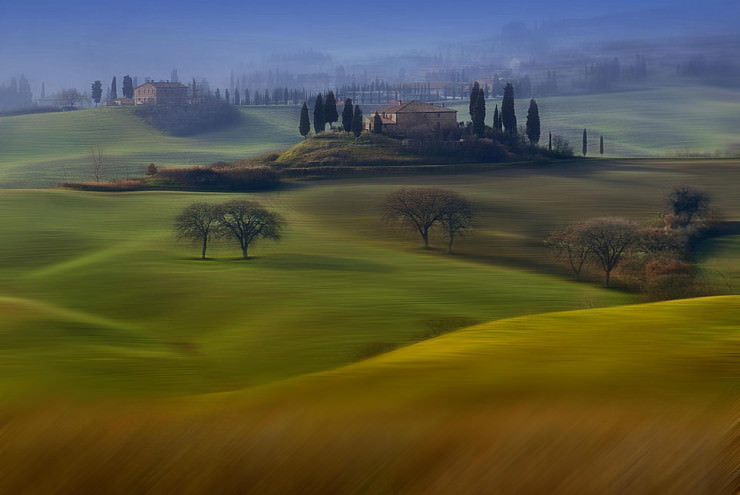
[146,163,158,176]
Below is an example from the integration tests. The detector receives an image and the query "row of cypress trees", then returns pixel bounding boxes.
[299,91,364,138]
[470,81,541,145]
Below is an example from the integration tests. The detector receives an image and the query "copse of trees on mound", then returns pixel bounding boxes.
[297,81,578,161]
[545,186,718,299]
[134,98,241,136]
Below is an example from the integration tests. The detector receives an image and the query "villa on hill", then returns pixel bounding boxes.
[135,81,188,105]
[365,100,458,138]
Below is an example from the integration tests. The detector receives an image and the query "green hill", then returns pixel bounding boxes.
[1,297,737,494]
[450,85,740,157]
[0,105,302,188]
[0,186,632,398]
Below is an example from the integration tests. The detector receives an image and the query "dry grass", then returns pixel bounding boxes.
[0,401,737,494]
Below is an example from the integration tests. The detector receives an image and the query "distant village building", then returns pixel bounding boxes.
[134,81,188,105]
[366,100,457,138]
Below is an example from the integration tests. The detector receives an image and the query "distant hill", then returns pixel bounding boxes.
[0,105,302,188]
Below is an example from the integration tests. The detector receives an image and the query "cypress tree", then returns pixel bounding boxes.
[473,87,485,136]
[582,128,588,156]
[548,131,552,151]
[234,89,241,106]
[351,105,363,138]
[324,91,339,128]
[342,98,353,133]
[600,135,604,155]
[299,102,311,139]
[526,99,541,145]
[493,105,501,132]
[122,75,134,98]
[501,82,516,134]
[225,89,230,104]
[469,81,480,122]
[373,113,383,134]
[91,80,102,106]
[313,94,325,134]
[244,89,250,105]
[110,76,117,101]
[215,88,221,100]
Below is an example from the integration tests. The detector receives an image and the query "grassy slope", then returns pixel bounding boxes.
[274,132,415,167]
[451,85,740,157]
[0,105,301,187]
[0,186,631,398]
[2,159,740,397]
[2,84,739,188]
[1,297,737,494]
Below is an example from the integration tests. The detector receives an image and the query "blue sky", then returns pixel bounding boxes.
[1,0,737,92]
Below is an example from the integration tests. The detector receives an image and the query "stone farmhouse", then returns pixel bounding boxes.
[365,100,458,137]
[134,81,189,105]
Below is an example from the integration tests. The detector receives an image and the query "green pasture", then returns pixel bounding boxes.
[452,85,740,157]
[0,105,302,188]
[0,159,739,398]
[248,295,740,410]
[0,185,633,398]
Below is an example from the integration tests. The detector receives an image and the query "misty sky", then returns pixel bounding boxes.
[1,0,738,92]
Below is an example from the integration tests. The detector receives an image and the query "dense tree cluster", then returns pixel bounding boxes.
[546,187,713,291]
[298,93,363,138]
[0,76,33,111]
[134,99,241,136]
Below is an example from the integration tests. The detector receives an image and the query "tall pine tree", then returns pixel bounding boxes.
[582,128,588,156]
[122,75,134,98]
[299,102,311,139]
[324,91,338,128]
[469,81,480,122]
[493,104,501,132]
[373,113,383,134]
[351,105,363,138]
[473,87,486,136]
[526,99,541,145]
[313,94,325,134]
[110,76,117,101]
[501,82,516,134]
[91,80,102,106]
[342,98,354,133]
[600,135,604,155]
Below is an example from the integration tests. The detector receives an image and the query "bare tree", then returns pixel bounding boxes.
[90,145,104,183]
[438,192,473,253]
[175,203,220,260]
[545,224,591,280]
[382,188,450,248]
[57,88,84,108]
[217,200,284,258]
[581,217,639,287]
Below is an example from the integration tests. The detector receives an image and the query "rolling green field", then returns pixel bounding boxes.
[0,186,632,398]
[451,84,740,158]
[1,84,739,188]
[1,101,739,492]
[0,297,737,493]
[0,159,739,398]
[0,105,302,188]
